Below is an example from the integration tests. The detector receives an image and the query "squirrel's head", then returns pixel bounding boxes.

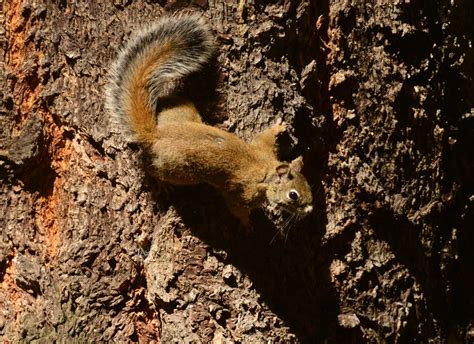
[266,156,313,217]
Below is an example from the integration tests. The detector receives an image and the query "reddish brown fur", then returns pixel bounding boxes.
[124,44,173,145]
[109,16,313,224]
[150,121,279,213]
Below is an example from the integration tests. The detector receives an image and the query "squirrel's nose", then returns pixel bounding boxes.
[304,205,313,214]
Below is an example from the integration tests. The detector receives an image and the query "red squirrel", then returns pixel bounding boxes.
[105,14,313,224]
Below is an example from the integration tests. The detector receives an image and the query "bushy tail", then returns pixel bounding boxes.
[104,14,214,144]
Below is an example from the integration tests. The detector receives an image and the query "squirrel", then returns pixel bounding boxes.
[105,14,313,225]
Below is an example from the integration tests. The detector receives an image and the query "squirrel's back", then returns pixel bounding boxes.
[104,14,214,144]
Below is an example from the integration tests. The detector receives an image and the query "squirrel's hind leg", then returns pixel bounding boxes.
[157,97,203,124]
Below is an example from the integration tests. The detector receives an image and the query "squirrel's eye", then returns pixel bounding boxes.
[288,190,299,201]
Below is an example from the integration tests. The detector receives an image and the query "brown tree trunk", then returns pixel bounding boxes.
[1,0,472,342]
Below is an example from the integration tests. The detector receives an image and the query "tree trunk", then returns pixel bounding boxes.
[1,0,472,342]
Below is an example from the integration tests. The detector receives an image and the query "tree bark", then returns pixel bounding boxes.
[1,0,472,342]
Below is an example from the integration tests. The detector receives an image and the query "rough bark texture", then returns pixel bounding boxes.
[1,0,473,342]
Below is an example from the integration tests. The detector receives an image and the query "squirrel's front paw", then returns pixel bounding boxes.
[227,204,253,228]
[273,118,288,134]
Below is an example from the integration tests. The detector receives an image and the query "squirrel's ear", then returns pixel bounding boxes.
[276,164,290,176]
[290,156,304,173]
[272,164,290,184]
